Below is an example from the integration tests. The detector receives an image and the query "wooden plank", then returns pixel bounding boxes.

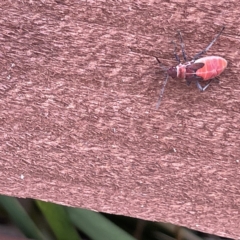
[0,0,239,238]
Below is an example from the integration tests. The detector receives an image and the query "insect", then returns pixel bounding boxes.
[156,26,227,109]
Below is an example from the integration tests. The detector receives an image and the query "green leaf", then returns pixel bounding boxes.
[36,200,81,240]
[67,207,136,240]
[0,195,45,240]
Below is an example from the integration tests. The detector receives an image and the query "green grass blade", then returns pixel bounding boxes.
[67,207,137,240]
[36,200,81,240]
[0,195,45,240]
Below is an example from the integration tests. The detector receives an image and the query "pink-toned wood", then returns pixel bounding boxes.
[195,56,228,80]
[0,1,239,239]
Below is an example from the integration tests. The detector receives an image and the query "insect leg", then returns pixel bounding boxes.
[196,81,204,91]
[193,26,225,60]
[196,79,214,91]
[178,31,187,61]
[171,41,181,63]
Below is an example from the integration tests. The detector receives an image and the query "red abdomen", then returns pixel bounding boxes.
[195,56,227,81]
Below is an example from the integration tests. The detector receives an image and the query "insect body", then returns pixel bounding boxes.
[168,56,227,91]
[156,27,227,109]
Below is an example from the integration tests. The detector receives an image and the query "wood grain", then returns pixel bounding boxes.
[0,0,239,238]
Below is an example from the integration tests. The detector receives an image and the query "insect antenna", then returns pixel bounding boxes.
[155,57,169,109]
[156,74,169,109]
[155,57,168,71]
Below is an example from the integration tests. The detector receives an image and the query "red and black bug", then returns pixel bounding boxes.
[156,26,227,109]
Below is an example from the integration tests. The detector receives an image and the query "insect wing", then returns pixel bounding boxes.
[186,62,204,71]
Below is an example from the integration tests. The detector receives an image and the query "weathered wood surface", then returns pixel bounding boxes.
[0,0,239,238]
